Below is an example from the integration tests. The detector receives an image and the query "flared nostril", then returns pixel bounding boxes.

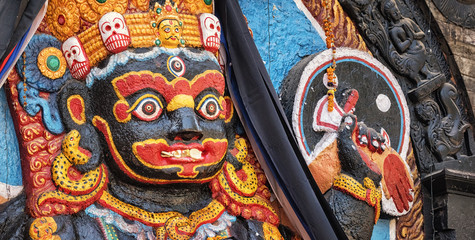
[167,108,203,141]
[170,131,203,141]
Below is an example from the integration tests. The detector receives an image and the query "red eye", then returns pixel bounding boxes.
[72,49,77,54]
[115,23,121,29]
[197,96,222,120]
[105,25,112,31]
[132,97,163,121]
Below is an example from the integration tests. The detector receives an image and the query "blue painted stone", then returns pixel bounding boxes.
[0,87,22,186]
[238,0,326,91]
[371,219,391,240]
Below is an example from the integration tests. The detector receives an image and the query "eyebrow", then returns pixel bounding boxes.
[112,70,225,102]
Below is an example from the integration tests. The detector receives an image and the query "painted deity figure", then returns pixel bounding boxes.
[151,0,185,48]
[0,1,290,239]
[280,49,416,240]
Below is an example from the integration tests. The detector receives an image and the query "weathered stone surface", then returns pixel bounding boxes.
[426,0,475,115]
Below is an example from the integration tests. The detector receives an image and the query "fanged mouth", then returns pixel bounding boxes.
[132,138,228,171]
[161,149,202,160]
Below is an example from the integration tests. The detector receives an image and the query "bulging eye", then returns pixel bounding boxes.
[197,95,223,120]
[130,96,163,121]
[167,56,185,77]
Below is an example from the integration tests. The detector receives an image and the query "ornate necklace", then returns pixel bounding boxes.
[97,190,226,240]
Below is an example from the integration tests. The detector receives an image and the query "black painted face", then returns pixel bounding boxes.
[90,51,228,184]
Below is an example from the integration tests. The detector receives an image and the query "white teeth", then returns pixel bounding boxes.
[161,149,202,159]
[190,149,202,159]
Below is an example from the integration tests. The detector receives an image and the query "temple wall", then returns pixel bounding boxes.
[425,0,475,118]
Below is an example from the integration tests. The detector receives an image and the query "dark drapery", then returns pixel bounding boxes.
[0,0,46,83]
[215,0,348,239]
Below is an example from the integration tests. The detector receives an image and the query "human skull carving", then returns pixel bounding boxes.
[99,12,131,53]
[62,36,90,80]
[199,13,221,53]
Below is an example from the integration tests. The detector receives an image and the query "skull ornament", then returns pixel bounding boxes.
[62,36,90,80]
[199,13,221,53]
[99,12,131,53]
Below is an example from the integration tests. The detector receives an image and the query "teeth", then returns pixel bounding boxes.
[105,34,130,51]
[161,151,173,157]
[182,149,190,156]
[161,149,202,159]
[190,149,202,159]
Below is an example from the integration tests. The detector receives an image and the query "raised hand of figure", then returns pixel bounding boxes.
[382,152,414,213]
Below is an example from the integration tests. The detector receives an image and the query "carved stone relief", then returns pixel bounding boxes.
[338,0,473,173]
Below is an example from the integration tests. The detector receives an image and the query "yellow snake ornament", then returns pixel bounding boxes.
[38,130,108,210]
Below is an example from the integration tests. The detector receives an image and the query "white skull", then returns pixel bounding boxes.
[62,36,90,80]
[99,12,130,53]
[199,13,221,53]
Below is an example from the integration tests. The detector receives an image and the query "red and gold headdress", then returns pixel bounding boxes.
[41,0,212,80]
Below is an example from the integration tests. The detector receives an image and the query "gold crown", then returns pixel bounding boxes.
[45,0,207,69]
[150,0,180,27]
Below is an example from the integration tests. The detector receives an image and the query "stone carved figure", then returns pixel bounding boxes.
[416,83,471,161]
[382,0,435,86]
[339,0,442,92]
[0,1,291,239]
[339,0,471,168]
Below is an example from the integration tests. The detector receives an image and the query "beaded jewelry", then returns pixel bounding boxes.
[323,0,337,112]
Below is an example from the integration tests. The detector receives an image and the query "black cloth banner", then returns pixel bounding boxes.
[0,0,45,64]
[215,0,348,239]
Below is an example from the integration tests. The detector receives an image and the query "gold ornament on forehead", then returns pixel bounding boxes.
[150,0,186,48]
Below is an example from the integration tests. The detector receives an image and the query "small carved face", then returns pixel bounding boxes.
[158,19,182,48]
[99,12,131,53]
[91,53,228,184]
[199,13,221,53]
[62,37,90,80]
[384,0,401,22]
[29,217,57,240]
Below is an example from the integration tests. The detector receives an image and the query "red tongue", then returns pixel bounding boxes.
[343,90,359,113]
[78,147,92,158]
